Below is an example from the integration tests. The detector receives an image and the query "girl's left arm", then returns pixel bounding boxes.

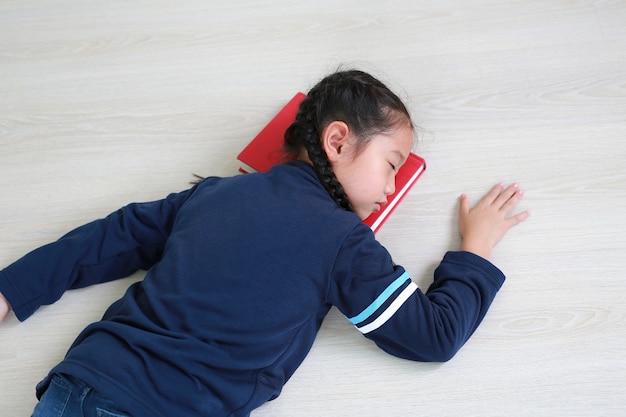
[0,184,199,322]
[331,234,505,362]
[361,251,505,362]
[331,183,528,362]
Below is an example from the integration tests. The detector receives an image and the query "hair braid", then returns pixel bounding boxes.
[285,89,353,211]
[303,119,353,212]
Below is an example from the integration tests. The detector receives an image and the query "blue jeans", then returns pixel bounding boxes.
[31,374,130,417]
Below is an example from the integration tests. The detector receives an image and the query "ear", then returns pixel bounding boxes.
[321,121,351,163]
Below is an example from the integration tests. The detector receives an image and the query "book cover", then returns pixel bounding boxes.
[237,93,426,233]
[237,92,305,174]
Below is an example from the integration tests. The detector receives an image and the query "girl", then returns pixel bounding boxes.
[0,70,529,417]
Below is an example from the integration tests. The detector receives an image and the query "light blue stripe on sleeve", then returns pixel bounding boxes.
[348,272,410,325]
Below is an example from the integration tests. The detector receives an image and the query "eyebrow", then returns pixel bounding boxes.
[391,150,408,166]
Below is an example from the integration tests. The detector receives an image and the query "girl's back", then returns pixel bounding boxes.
[45,160,392,416]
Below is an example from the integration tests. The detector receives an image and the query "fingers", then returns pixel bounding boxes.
[507,209,531,228]
[483,182,505,205]
[0,292,10,324]
[469,183,521,208]
[495,183,530,227]
[490,182,515,205]
[482,182,524,214]
[496,184,524,213]
[458,182,530,259]
[463,182,530,223]
[459,193,470,215]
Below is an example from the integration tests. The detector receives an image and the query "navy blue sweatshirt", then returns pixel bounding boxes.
[0,161,505,417]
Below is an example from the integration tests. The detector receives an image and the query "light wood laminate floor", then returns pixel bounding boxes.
[1,1,625,416]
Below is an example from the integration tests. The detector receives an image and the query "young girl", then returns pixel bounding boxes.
[0,70,529,417]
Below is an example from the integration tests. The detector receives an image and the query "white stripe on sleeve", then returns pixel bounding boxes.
[356,282,418,334]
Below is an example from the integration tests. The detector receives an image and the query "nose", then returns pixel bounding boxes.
[385,176,396,196]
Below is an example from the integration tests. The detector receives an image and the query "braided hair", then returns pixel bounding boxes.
[284,70,413,211]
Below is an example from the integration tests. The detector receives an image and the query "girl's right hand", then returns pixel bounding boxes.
[458,183,530,260]
[0,291,11,324]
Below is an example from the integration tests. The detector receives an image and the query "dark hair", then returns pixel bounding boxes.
[283,69,413,212]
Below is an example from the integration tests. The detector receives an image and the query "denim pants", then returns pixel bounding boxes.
[31,374,130,417]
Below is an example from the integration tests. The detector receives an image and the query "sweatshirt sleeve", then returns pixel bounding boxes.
[329,225,505,362]
[0,185,199,321]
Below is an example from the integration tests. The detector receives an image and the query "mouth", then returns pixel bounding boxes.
[373,201,387,212]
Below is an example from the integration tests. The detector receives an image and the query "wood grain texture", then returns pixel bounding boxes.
[1,1,625,416]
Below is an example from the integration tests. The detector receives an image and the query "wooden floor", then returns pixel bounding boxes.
[1,1,625,415]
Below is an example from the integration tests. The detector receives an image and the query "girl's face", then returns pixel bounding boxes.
[325,121,414,220]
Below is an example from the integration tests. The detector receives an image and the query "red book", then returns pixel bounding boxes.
[237,93,426,233]
[237,93,305,174]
